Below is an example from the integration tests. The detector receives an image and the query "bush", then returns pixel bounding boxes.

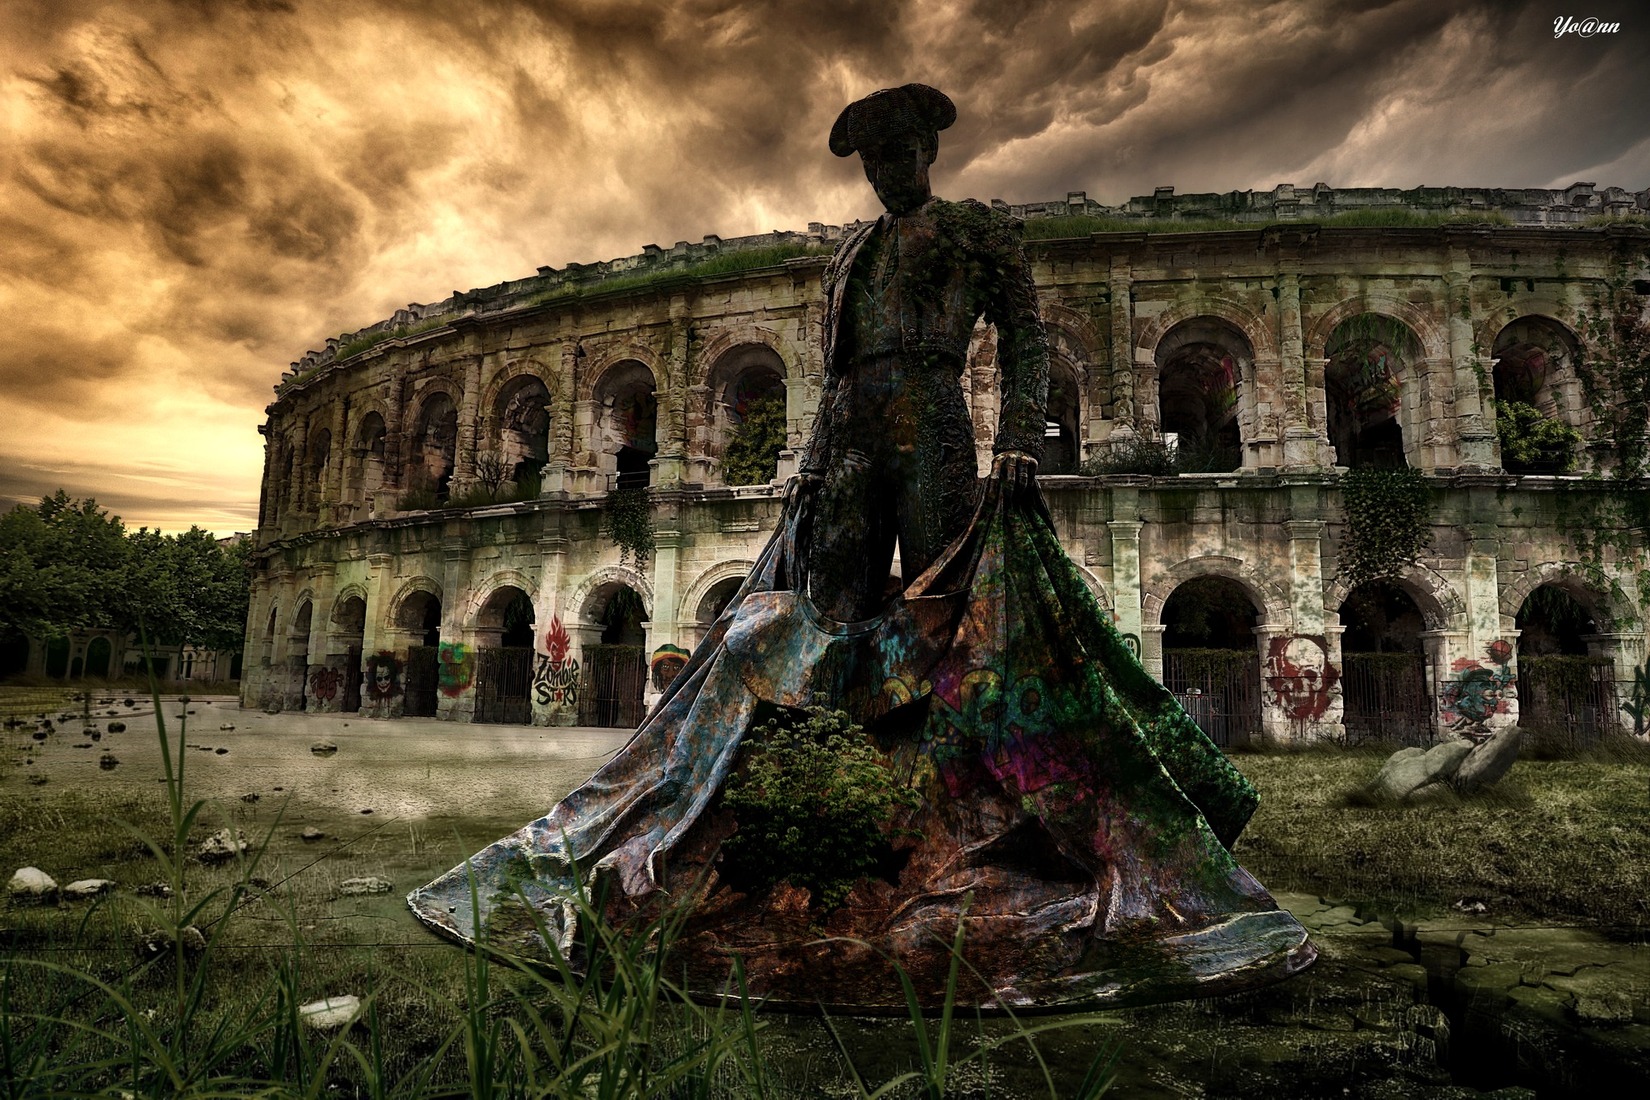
[1495,399,1580,473]
[719,707,919,911]
[721,393,788,485]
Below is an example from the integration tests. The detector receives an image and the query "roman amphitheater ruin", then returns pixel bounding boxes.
[242,182,1650,744]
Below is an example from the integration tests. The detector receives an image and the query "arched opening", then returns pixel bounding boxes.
[594,362,657,490]
[1154,318,1248,473]
[350,412,387,513]
[410,393,459,502]
[1516,584,1613,746]
[579,583,647,727]
[1324,314,1416,469]
[398,590,442,717]
[85,636,112,680]
[474,586,535,724]
[0,634,28,680]
[44,636,70,679]
[291,600,313,710]
[333,595,367,712]
[1042,359,1082,474]
[715,350,788,486]
[308,428,331,509]
[1492,317,1584,474]
[491,376,551,496]
[1338,581,1431,744]
[1160,576,1262,746]
[698,576,744,628]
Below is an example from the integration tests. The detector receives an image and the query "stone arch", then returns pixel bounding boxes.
[582,343,665,404]
[290,589,317,635]
[567,565,655,627]
[700,337,791,484]
[388,577,444,632]
[679,559,757,627]
[1320,312,1426,469]
[1070,562,1111,608]
[1488,313,1588,471]
[1323,566,1463,633]
[1304,295,1449,364]
[347,403,390,513]
[1142,555,1290,629]
[330,584,370,625]
[1499,562,1623,634]
[464,569,539,630]
[1146,314,1256,470]
[408,387,460,499]
[484,370,554,489]
[589,357,659,487]
[1137,295,1279,364]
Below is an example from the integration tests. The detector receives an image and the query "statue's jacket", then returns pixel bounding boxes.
[804,197,1051,473]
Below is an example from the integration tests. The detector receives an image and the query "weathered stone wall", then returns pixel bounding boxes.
[244,200,1650,742]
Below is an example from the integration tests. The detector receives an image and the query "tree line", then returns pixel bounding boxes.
[0,491,252,654]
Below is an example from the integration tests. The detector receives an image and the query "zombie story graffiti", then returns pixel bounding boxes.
[533,616,580,707]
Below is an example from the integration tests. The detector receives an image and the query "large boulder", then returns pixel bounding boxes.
[1454,725,1523,793]
[197,828,249,864]
[63,878,117,900]
[7,867,58,903]
[1370,740,1473,801]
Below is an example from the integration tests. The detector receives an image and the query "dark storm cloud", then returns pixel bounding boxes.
[2,0,1647,533]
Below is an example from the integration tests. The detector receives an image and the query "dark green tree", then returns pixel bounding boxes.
[721,392,788,485]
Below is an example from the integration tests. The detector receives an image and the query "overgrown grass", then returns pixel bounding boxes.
[1230,738,1650,938]
[1021,208,1516,240]
[522,243,833,309]
[1,681,1120,1096]
[332,318,452,364]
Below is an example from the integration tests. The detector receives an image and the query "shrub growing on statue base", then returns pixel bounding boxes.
[719,706,919,911]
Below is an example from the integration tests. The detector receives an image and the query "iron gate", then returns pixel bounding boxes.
[1164,649,1261,748]
[342,645,362,713]
[475,646,534,724]
[403,645,440,717]
[579,645,646,728]
[1342,652,1433,746]
[1518,655,1619,750]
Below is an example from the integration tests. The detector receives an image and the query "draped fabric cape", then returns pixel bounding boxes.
[408,482,1314,1009]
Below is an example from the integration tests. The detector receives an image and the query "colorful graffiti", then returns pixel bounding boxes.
[650,644,690,691]
[364,651,403,701]
[437,641,475,697]
[533,616,580,708]
[1440,640,1515,743]
[1263,635,1339,721]
[308,666,343,703]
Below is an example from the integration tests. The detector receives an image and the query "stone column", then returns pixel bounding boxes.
[360,552,401,718]
[1274,516,1344,742]
[437,541,475,722]
[653,308,691,486]
[1453,522,1515,738]
[1446,260,1498,470]
[1107,256,1136,442]
[1108,507,1145,669]
[1277,271,1322,469]
[322,398,349,526]
[540,342,578,496]
[451,354,485,496]
[646,528,682,709]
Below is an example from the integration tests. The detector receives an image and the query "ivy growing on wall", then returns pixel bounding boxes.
[1565,256,1650,619]
[721,392,788,486]
[1336,466,1435,589]
[1494,400,1581,473]
[604,486,654,567]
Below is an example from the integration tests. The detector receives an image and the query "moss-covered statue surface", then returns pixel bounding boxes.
[409,84,1315,1010]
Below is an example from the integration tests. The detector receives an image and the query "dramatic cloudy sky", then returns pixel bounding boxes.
[2,0,1646,534]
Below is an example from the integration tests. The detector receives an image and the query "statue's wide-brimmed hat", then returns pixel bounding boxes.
[829,84,956,157]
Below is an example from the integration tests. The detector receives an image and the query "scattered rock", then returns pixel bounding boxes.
[73,742,92,749]
[26,775,47,786]
[299,995,361,1030]
[197,828,249,864]
[264,704,281,715]
[81,724,99,734]
[90,730,103,742]
[122,698,135,707]
[135,882,173,898]
[1370,740,1473,801]
[99,753,120,770]
[135,924,206,961]
[272,786,284,792]
[300,827,325,842]
[240,793,260,803]
[1454,725,1523,793]
[215,748,229,755]
[30,730,47,742]
[339,877,393,896]
[310,741,338,756]
[359,808,373,815]
[219,723,235,731]
[63,878,116,899]
[7,867,58,902]
[107,721,126,733]
[1453,898,1488,914]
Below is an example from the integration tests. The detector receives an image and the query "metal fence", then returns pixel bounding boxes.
[475,646,534,724]
[1341,652,1434,747]
[580,645,646,728]
[1517,655,1620,751]
[1165,650,1262,748]
[403,645,439,717]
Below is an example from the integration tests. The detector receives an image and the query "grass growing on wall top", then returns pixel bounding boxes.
[1022,208,1516,240]
[524,242,834,309]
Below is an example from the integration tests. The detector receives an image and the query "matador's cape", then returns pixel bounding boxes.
[409,482,1315,1010]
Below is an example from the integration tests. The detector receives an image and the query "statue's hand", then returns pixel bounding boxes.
[784,471,825,507]
[993,451,1038,494]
